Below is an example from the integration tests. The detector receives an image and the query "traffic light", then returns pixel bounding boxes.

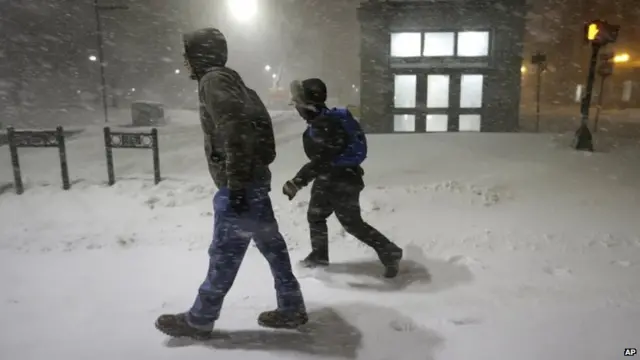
[584,20,620,45]
[598,52,614,76]
[587,23,599,41]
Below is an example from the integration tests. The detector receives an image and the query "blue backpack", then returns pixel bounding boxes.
[324,107,367,166]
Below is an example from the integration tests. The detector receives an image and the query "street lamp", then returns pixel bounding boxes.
[93,1,128,123]
[265,64,271,72]
[174,69,181,74]
[89,55,98,62]
[531,51,547,132]
[228,0,257,23]
[613,53,630,63]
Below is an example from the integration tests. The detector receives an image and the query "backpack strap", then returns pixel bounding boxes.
[327,107,351,118]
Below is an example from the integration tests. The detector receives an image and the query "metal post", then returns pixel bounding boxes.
[535,64,543,132]
[151,128,161,185]
[104,127,115,185]
[573,44,600,151]
[7,127,24,194]
[593,75,606,133]
[530,51,547,133]
[56,126,71,190]
[581,45,600,125]
[94,0,109,124]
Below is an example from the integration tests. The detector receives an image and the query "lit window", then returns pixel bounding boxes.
[459,114,481,131]
[426,114,448,132]
[457,31,490,57]
[390,33,421,57]
[460,74,484,108]
[423,32,455,57]
[394,114,416,132]
[427,75,450,108]
[394,75,417,108]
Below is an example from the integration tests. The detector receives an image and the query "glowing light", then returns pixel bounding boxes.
[175,69,181,74]
[228,0,258,23]
[521,65,527,74]
[89,55,97,61]
[265,65,271,72]
[272,73,277,79]
[587,23,599,41]
[613,53,630,63]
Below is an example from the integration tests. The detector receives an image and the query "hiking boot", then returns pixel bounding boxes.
[380,247,403,278]
[257,309,309,329]
[300,251,329,268]
[155,312,213,340]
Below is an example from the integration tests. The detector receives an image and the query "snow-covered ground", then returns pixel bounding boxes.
[1,110,640,360]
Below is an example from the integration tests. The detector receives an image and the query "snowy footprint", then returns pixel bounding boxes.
[295,245,430,291]
[296,244,475,294]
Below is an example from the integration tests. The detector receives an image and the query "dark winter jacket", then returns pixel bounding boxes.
[292,112,364,190]
[183,28,276,191]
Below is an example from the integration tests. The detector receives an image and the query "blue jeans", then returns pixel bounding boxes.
[188,185,305,327]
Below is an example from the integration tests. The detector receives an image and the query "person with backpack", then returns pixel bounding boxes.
[282,78,403,278]
[155,28,307,340]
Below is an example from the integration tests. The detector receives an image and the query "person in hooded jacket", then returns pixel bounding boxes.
[155,28,307,339]
[282,78,403,278]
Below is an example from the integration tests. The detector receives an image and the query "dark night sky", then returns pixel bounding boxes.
[0,0,361,110]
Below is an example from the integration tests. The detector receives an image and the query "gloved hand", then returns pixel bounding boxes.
[229,189,250,214]
[282,180,300,200]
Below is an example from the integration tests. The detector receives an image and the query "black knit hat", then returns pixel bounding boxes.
[290,78,327,106]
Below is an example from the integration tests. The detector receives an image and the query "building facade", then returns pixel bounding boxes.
[357,0,527,133]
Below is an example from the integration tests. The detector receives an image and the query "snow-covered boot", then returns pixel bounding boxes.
[380,247,403,278]
[257,309,309,329]
[155,313,213,340]
[300,251,329,268]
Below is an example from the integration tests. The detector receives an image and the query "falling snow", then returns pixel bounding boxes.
[1,0,640,359]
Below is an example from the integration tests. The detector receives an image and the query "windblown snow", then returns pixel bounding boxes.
[1,110,639,360]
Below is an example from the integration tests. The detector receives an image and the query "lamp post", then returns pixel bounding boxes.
[531,51,547,132]
[93,1,128,123]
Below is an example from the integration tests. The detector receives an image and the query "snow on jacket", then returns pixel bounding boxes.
[183,28,276,190]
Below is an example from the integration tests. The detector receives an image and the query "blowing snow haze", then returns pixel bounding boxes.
[0,0,360,122]
[1,0,639,124]
[2,0,640,359]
